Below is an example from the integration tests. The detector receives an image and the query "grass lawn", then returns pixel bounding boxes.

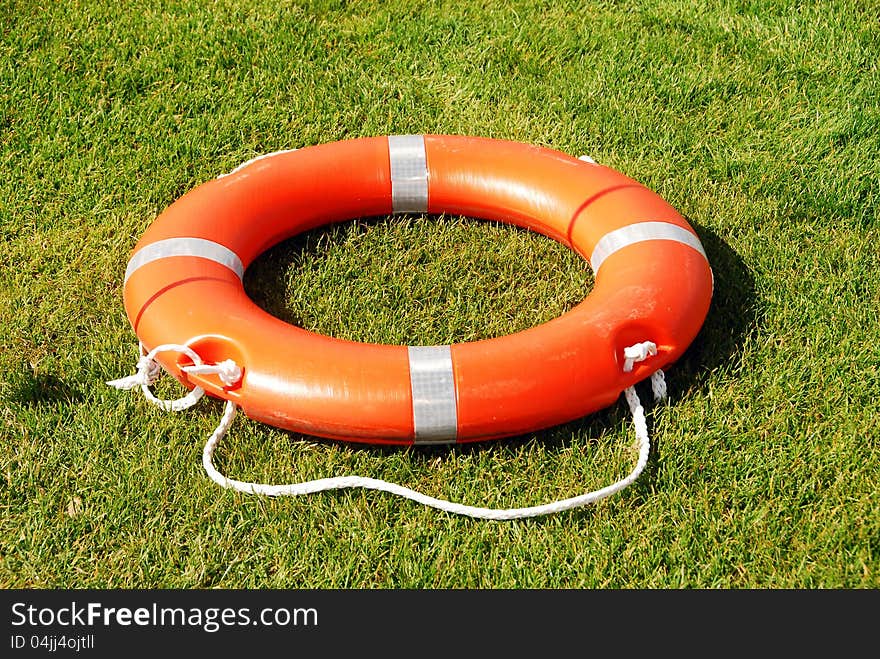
[1,0,877,588]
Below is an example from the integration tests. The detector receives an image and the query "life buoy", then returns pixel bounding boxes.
[122,135,712,446]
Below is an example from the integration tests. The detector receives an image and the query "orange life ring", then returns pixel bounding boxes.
[122,135,712,446]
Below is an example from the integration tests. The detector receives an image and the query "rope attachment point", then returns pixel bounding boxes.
[182,359,242,387]
[622,340,667,404]
[623,340,658,372]
[107,343,242,412]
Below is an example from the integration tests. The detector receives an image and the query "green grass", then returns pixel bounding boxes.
[1,0,877,588]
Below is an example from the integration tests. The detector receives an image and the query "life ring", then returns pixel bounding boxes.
[122,135,712,446]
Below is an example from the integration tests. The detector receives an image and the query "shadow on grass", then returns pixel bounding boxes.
[238,217,756,519]
[662,220,759,399]
[624,220,758,502]
[5,368,85,407]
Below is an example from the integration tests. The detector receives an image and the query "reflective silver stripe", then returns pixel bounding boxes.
[589,221,708,274]
[408,345,458,444]
[124,237,244,283]
[388,134,428,213]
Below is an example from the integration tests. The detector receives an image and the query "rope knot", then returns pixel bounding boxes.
[215,359,243,387]
[622,341,657,372]
[136,355,162,385]
[106,355,162,390]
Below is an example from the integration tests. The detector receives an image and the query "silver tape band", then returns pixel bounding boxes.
[408,345,458,444]
[589,221,708,274]
[388,134,428,213]
[124,237,245,284]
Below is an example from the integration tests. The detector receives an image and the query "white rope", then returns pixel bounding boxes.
[201,381,659,520]
[200,341,666,520]
[623,340,658,372]
[650,369,667,402]
[110,341,666,520]
[107,343,240,412]
[183,360,242,387]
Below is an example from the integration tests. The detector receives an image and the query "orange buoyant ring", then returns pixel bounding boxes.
[122,135,713,445]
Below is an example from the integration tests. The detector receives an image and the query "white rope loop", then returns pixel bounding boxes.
[111,340,666,520]
[107,343,242,413]
[200,340,667,520]
[201,389,655,520]
[622,340,667,404]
